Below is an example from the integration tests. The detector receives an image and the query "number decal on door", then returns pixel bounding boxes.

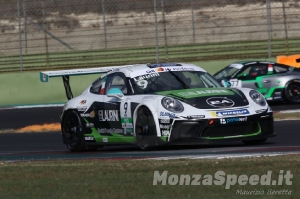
[120,100,133,133]
[229,79,242,87]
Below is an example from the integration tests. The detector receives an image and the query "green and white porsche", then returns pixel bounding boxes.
[40,63,275,151]
[214,61,300,104]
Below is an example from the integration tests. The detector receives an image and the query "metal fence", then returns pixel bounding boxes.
[0,0,300,72]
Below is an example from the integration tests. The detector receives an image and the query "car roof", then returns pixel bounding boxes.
[234,61,276,65]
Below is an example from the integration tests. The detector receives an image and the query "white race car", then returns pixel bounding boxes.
[40,63,275,152]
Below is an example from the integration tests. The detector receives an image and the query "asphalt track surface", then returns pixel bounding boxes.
[0,103,299,162]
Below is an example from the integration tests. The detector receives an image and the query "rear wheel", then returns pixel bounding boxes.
[62,110,86,152]
[242,138,267,145]
[135,107,157,150]
[284,83,300,104]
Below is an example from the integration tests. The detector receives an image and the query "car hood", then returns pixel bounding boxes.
[155,88,249,109]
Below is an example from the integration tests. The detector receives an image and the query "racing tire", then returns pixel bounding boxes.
[135,107,157,150]
[62,110,86,152]
[242,138,267,145]
[284,83,300,104]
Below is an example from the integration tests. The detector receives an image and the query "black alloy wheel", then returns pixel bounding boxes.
[62,110,86,152]
[285,83,300,104]
[135,107,157,150]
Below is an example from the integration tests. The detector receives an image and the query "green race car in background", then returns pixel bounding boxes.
[214,61,300,104]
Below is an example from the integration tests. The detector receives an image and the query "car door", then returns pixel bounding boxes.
[234,64,272,95]
[94,72,135,142]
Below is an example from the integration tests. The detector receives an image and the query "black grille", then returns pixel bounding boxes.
[178,125,203,138]
[201,123,259,138]
[169,121,205,141]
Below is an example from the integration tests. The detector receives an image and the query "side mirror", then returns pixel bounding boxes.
[107,88,124,99]
[221,79,231,88]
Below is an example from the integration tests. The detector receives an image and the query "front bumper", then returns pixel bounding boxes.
[160,112,275,145]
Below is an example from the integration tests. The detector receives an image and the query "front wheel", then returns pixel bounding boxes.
[284,83,300,104]
[242,138,267,145]
[135,107,157,150]
[62,110,86,152]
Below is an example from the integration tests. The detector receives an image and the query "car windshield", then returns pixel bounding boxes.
[131,70,222,94]
[214,64,242,79]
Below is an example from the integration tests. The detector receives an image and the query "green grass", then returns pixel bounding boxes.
[0,155,298,199]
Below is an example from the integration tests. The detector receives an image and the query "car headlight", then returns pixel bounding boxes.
[249,90,266,106]
[161,97,184,113]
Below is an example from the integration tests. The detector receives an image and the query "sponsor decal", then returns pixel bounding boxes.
[133,73,160,81]
[156,88,234,99]
[275,79,282,85]
[161,130,170,136]
[159,118,170,123]
[156,67,195,72]
[90,111,95,118]
[210,109,250,117]
[99,110,119,121]
[178,89,229,97]
[77,106,87,111]
[146,69,157,73]
[121,120,133,128]
[187,115,205,119]
[79,100,86,105]
[120,101,133,128]
[220,117,247,124]
[102,138,108,142]
[86,123,94,128]
[85,136,94,140]
[206,97,234,107]
[124,128,133,134]
[80,111,95,118]
[170,67,195,71]
[153,67,195,73]
[160,112,176,118]
[98,128,123,134]
[156,67,164,72]
[159,124,170,129]
[81,113,90,117]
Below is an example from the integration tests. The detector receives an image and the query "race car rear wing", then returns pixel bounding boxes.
[40,65,130,100]
[277,54,300,68]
